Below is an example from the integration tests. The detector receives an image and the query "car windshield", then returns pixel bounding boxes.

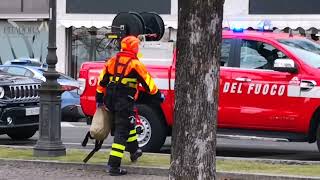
[5,59,47,67]
[283,45,320,68]
[278,39,320,54]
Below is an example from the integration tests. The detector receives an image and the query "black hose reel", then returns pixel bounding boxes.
[108,12,165,42]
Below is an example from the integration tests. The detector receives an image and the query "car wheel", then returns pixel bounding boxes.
[136,104,167,152]
[7,128,37,140]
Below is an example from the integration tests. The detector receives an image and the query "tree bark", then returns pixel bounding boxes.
[169,0,224,180]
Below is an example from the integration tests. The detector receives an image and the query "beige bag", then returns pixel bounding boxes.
[90,107,112,141]
[82,107,112,163]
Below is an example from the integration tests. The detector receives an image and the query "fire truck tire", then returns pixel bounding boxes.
[136,104,167,152]
[316,123,320,152]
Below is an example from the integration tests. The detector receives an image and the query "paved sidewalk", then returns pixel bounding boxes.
[0,163,167,180]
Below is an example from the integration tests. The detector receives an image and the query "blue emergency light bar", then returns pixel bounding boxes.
[231,27,244,33]
[228,19,273,33]
[257,19,273,31]
[230,25,244,33]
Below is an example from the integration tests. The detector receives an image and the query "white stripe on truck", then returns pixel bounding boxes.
[153,78,175,90]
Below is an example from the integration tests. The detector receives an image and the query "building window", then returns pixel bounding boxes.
[68,26,176,79]
[0,20,48,64]
[69,27,119,79]
[66,0,171,14]
[0,0,49,14]
[249,0,320,14]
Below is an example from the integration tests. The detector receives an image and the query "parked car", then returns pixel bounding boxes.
[4,58,48,68]
[0,69,41,140]
[0,64,85,122]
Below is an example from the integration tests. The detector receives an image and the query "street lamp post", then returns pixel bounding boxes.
[33,0,66,157]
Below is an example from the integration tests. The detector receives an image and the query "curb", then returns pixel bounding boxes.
[217,156,320,165]
[218,172,319,180]
[0,158,319,180]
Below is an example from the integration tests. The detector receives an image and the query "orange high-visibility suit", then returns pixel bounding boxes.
[96,36,161,175]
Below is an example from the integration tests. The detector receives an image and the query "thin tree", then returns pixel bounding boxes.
[170,0,224,180]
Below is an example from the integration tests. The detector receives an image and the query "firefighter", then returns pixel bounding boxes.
[96,35,163,176]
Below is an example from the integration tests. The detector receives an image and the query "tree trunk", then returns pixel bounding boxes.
[169,0,224,180]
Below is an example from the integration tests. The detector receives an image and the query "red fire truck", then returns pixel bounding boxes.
[78,29,320,152]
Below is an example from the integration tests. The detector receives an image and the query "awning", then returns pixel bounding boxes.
[57,18,177,29]
[57,19,113,28]
[58,15,320,33]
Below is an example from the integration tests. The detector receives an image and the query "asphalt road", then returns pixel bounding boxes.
[1,122,320,161]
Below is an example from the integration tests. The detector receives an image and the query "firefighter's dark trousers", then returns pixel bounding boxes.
[107,97,139,168]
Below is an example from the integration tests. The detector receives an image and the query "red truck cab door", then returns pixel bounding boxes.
[171,39,235,128]
[225,38,304,131]
[218,38,239,127]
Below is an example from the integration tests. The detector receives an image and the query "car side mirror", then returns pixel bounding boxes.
[273,59,297,73]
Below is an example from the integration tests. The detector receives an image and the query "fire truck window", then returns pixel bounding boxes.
[221,39,231,67]
[240,40,287,70]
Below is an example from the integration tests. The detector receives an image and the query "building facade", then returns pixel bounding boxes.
[0,0,49,66]
[56,0,177,78]
[56,0,320,78]
[223,0,320,32]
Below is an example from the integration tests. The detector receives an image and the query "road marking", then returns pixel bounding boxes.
[0,143,110,148]
[61,122,75,127]
[0,144,34,149]
[218,134,289,142]
[60,122,89,128]
[64,142,94,146]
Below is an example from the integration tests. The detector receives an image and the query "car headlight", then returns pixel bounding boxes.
[40,76,46,82]
[0,87,4,98]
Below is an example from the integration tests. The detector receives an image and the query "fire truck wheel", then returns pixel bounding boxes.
[316,123,320,152]
[136,104,167,152]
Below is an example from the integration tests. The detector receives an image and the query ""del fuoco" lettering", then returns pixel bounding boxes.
[223,82,285,96]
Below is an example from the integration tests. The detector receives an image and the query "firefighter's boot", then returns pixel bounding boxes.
[130,148,143,162]
[109,167,127,176]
